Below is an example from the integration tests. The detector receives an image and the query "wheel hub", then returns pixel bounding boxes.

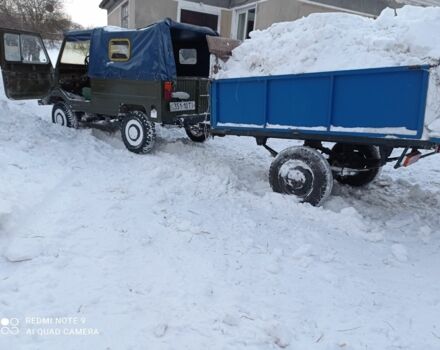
[125,120,144,147]
[285,169,307,188]
[279,160,314,197]
[54,110,66,126]
[128,125,140,141]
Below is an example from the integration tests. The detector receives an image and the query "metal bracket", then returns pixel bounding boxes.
[256,137,278,157]
[394,147,409,169]
[263,144,279,158]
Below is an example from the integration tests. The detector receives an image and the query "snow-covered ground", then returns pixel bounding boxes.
[1,18,440,350]
[1,75,440,350]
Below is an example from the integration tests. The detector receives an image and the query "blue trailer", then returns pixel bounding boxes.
[210,65,440,205]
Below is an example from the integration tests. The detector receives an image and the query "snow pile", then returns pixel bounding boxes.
[218,6,440,77]
[217,6,440,137]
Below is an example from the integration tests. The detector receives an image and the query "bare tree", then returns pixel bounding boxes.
[0,0,81,39]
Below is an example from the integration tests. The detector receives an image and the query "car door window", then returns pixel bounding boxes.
[1,31,52,100]
[21,34,48,64]
[3,33,49,64]
[4,33,21,62]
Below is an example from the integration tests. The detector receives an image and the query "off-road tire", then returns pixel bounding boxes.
[185,124,209,143]
[121,111,156,154]
[329,144,381,187]
[269,146,333,206]
[52,102,79,129]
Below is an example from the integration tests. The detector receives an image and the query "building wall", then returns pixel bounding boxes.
[135,0,178,27]
[107,5,121,26]
[107,0,136,28]
[297,2,341,17]
[129,1,137,27]
[315,0,399,16]
[220,9,232,37]
[186,0,230,6]
[104,0,401,37]
[255,0,338,30]
[135,0,232,37]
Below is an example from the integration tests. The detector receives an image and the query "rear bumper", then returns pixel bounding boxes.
[176,113,210,127]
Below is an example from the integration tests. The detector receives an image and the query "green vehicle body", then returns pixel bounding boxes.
[0,22,216,153]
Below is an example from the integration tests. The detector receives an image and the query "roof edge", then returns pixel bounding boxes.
[99,0,115,9]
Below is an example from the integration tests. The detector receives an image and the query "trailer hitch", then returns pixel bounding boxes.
[393,147,438,169]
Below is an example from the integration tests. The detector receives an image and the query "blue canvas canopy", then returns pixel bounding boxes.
[87,19,217,81]
[64,29,94,42]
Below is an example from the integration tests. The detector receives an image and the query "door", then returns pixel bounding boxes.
[0,29,53,100]
[180,9,219,32]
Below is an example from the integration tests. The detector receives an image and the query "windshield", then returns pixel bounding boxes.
[60,40,90,65]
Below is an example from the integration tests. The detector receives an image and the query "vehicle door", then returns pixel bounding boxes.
[0,28,53,100]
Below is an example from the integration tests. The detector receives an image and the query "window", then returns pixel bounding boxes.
[21,35,48,64]
[179,49,197,65]
[236,8,256,41]
[4,33,21,62]
[121,2,129,28]
[60,40,91,65]
[109,39,131,61]
[3,33,49,64]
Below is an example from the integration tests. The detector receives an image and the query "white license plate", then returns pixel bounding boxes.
[170,101,196,112]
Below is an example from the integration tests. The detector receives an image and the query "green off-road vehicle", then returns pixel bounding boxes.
[0,19,217,153]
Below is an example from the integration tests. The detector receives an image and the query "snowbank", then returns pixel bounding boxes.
[217,6,440,138]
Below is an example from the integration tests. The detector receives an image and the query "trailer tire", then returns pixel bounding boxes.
[52,102,79,129]
[121,111,156,154]
[185,124,208,143]
[269,146,333,206]
[329,144,381,187]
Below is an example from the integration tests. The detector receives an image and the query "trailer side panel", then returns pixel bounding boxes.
[211,66,430,140]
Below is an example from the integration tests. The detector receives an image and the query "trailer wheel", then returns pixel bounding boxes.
[329,144,381,187]
[185,124,208,143]
[121,111,156,154]
[52,102,79,129]
[269,146,333,206]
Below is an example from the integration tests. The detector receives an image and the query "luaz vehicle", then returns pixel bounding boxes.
[0,19,217,153]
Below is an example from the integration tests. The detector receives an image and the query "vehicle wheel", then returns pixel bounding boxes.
[329,143,381,187]
[185,124,208,143]
[52,102,79,129]
[121,111,156,154]
[269,146,334,206]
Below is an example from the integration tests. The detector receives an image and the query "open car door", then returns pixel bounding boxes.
[0,28,53,100]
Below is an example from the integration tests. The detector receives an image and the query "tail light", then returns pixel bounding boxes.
[403,150,422,167]
[164,81,173,102]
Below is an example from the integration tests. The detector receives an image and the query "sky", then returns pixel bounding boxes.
[64,0,107,28]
